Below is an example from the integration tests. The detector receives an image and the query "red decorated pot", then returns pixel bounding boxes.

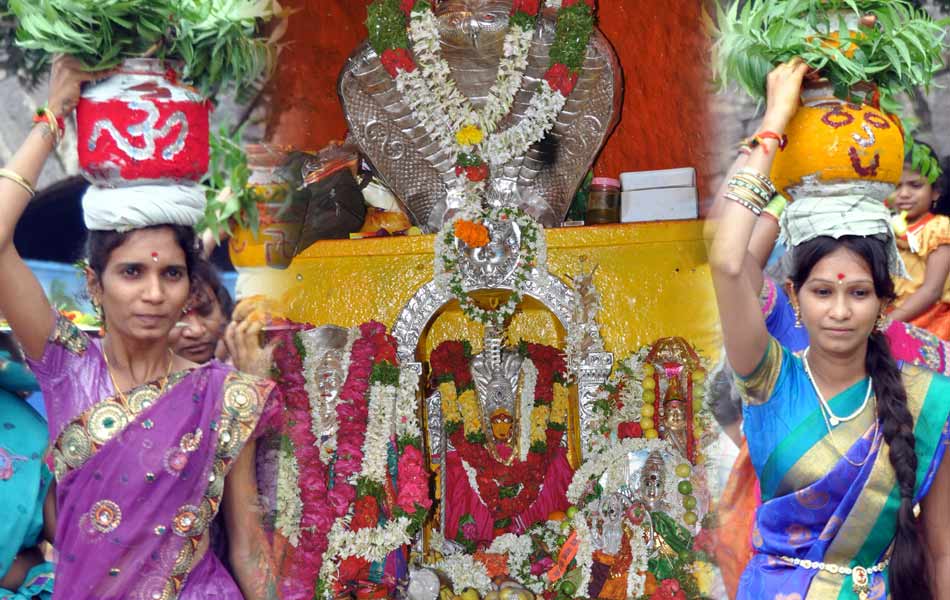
[76,58,211,185]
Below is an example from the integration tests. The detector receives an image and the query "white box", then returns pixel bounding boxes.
[619,167,698,223]
[620,167,695,191]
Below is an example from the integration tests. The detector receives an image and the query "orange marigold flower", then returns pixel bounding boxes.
[454,220,490,248]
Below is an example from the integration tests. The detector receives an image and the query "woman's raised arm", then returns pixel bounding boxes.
[0,56,111,359]
[707,58,808,376]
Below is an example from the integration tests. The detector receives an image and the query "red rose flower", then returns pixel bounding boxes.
[651,579,686,600]
[511,0,540,16]
[338,556,370,585]
[351,496,380,531]
[618,421,643,439]
[371,333,398,364]
[465,164,489,182]
[380,48,416,78]
[400,0,415,15]
[544,63,579,96]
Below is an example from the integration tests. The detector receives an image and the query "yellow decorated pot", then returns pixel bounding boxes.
[770,83,904,201]
[232,144,304,270]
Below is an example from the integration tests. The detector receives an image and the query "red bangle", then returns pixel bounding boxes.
[33,108,65,137]
[754,130,788,150]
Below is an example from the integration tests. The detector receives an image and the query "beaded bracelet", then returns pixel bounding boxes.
[729,174,773,204]
[735,167,777,197]
[724,189,764,216]
[726,180,768,207]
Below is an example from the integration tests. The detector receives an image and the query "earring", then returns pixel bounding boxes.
[793,304,803,328]
[875,312,888,332]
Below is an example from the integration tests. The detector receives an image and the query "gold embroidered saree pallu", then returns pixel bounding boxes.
[738,364,950,600]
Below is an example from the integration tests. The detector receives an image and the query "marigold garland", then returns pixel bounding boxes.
[453,219,490,248]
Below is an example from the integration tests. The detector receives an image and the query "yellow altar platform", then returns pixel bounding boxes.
[230,220,722,363]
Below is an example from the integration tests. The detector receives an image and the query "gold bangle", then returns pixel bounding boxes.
[725,183,767,210]
[0,168,36,197]
[35,107,61,146]
[735,167,776,196]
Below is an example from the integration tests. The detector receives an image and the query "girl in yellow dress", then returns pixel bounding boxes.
[889,145,950,339]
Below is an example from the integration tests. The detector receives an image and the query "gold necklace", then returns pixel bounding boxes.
[103,346,174,404]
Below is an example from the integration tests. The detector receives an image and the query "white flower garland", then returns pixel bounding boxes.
[571,511,594,598]
[360,383,396,485]
[301,327,358,464]
[432,553,493,595]
[387,1,573,215]
[395,366,423,441]
[435,207,545,326]
[319,516,413,592]
[481,84,567,169]
[275,442,303,546]
[568,437,703,533]
[460,458,487,507]
[316,363,427,598]
[518,359,538,461]
[409,8,534,135]
[487,533,538,591]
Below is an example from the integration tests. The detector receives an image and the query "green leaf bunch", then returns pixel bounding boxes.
[366,0,409,56]
[198,125,259,239]
[9,0,284,95]
[907,138,942,184]
[710,0,949,102]
[549,1,594,72]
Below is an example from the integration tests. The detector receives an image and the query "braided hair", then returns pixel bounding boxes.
[790,235,929,600]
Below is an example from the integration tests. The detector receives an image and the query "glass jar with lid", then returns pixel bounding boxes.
[585,177,621,224]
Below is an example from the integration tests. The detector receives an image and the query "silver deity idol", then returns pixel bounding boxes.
[339,0,622,230]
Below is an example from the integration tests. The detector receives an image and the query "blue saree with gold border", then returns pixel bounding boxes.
[736,339,950,600]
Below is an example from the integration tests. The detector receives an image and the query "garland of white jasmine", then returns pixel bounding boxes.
[567,438,692,531]
[368,0,595,217]
[410,6,533,136]
[434,206,545,326]
[315,358,427,596]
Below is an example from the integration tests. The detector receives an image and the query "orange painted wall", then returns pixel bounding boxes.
[266,0,712,200]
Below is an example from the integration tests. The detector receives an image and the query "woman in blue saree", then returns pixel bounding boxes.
[0,336,54,599]
[708,58,950,599]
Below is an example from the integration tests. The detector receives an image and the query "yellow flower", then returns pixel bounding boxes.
[458,389,482,434]
[440,382,462,423]
[551,384,569,425]
[455,124,484,147]
[530,405,550,444]
[692,560,715,596]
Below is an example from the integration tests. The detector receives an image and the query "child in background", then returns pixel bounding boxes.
[889,144,950,338]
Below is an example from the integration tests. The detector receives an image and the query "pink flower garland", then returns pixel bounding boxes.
[275,321,432,599]
[271,325,333,600]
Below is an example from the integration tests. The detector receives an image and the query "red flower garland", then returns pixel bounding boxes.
[430,341,567,526]
[271,324,331,600]
[274,321,429,599]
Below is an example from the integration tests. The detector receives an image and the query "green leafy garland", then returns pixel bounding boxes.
[9,0,284,95]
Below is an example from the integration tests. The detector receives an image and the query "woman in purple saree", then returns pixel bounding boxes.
[0,57,281,599]
[709,58,950,599]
